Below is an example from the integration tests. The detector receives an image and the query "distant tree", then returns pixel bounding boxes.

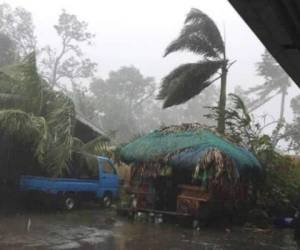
[246,50,290,120]
[291,95,300,116]
[0,33,17,66]
[244,50,291,145]
[71,87,98,121]
[90,66,155,142]
[40,9,97,90]
[184,84,218,124]
[0,3,36,57]
[157,8,230,134]
[283,95,300,152]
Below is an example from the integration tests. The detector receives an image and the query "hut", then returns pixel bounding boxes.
[120,123,263,219]
[74,112,107,143]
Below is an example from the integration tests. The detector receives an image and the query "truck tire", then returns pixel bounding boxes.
[102,193,112,208]
[62,194,77,211]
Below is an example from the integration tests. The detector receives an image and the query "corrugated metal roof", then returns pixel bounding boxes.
[74,112,108,143]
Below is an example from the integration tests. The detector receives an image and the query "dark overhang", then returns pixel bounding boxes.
[228,0,300,88]
[74,113,108,143]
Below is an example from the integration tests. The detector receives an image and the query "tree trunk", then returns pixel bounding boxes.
[272,80,288,146]
[217,62,228,134]
[279,84,287,123]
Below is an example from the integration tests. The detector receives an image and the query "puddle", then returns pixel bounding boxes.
[0,210,298,249]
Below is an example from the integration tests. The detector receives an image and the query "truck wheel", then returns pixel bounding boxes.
[63,195,77,211]
[102,193,112,208]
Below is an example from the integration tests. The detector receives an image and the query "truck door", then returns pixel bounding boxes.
[98,159,118,197]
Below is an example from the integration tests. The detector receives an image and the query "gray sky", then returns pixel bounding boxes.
[4,0,300,125]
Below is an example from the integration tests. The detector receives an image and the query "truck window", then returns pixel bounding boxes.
[102,161,116,174]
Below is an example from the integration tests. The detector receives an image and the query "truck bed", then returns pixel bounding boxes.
[20,175,99,194]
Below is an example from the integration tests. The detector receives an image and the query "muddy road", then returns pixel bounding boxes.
[0,208,298,250]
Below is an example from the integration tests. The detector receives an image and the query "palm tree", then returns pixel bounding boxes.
[157,8,229,134]
[246,50,290,123]
[0,54,74,177]
[245,50,291,145]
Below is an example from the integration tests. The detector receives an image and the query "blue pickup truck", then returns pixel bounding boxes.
[19,156,119,210]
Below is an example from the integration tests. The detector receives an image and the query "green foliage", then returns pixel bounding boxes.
[0,6,110,181]
[0,33,17,66]
[89,66,156,142]
[159,8,225,109]
[283,95,300,152]
[205,94,258,147]
[0,109,47,160]
[80,136,112,157]
[206,94,300,215]
[0,109,47,181]
[0,53,42,113]
[164,8,224,58]
[68,136,114,178]
[0,52,112,180]
[157,61,223,108]
[41,90,75,176]
[243,50,290,115]
[257,153,300,216]
[0,53,75,178]
[0,3,36,57]
[158,8,229,134]
[257,51,287,81]
[86,62,218,143]
[291,95,300,116]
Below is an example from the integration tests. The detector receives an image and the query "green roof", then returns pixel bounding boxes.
[120,124,262,178]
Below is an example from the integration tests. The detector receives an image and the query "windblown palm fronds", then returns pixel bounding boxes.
[164,8,224,58]
[229,93,251,125]
[0,53,42,113]
[80,136,111,156]
[0,109,47,157]
[0,53,76,177]
[0,109,48,180]
[38,88,75,176]
[0,51,110,180]
[205,94,254,146]
[68,137,112,178]
[158,8,228,134]
[244,50,290,116]
[157,61,223,108]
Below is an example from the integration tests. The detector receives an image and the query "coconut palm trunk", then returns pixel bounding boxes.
[279,81,288,123]
[272,78,289,146]
[217,61,228,134]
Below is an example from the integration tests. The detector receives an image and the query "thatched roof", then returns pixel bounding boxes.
[120,124,262,179]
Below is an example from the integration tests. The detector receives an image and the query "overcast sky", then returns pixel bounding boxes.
[4,0,300,124]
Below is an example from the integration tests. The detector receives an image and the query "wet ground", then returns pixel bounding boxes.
[0,208,298,250]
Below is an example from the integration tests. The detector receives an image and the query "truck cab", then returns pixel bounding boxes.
[97,156,119,205]
[20,156,119,210]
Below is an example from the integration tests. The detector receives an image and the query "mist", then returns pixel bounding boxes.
[2,0,300,146]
